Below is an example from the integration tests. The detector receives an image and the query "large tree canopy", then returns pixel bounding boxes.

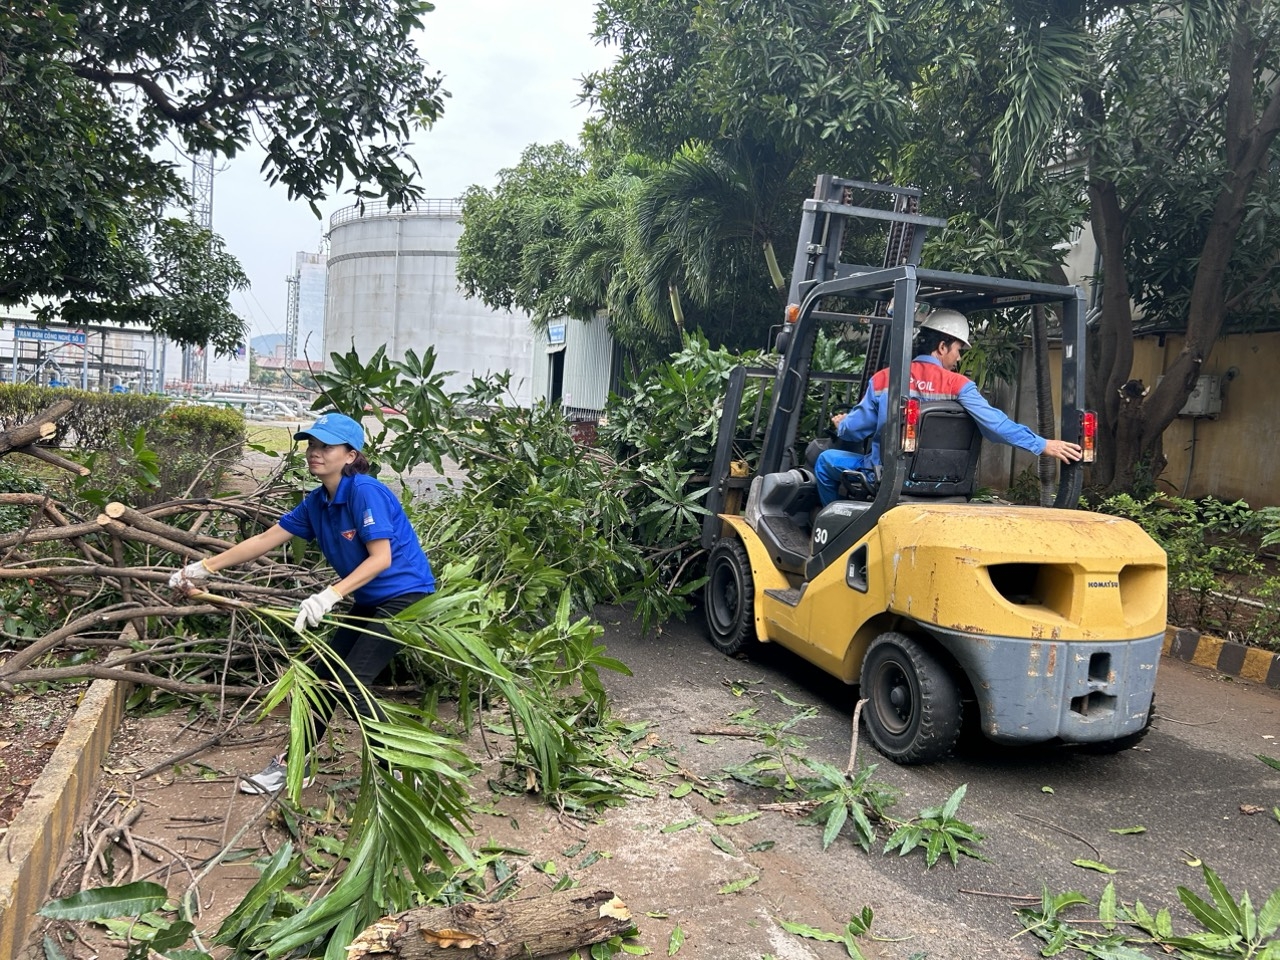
[577,0,1280,493]
[981,0,1280,491]
[1,1,445,352]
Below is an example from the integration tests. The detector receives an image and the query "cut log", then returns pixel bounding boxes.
[345,888,633,960]
[104,501,228,551]
[0,399,73,454]
[0,400,89,474]
[95,515,202,559]
[14,443,90,476]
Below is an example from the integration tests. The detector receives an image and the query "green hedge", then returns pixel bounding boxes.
[0,384,170,448]
[0,385,247,502]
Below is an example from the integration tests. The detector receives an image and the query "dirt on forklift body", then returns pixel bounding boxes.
[702,175,1167,764]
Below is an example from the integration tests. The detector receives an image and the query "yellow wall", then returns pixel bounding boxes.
[986,331,1279,508]
[1137,331,1279,507]
[1056,228,1278,507]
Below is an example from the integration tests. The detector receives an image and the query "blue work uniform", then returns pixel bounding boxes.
[815,355,1050,504]
[278,473,435,604]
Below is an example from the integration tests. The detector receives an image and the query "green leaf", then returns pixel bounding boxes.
[718,875,759,894]
[1258,886,1280,938]
[1041,785,1055,794]
[1072,859,1117,874]
[1108,825,1146,835]
[710,812,759,826]
[710,835,737,855]
[1178,885,1238,937]
[1257,754,1280,771]
[661,818,699,834]
[1201,863,1246,931]
[822,804,849,850]
[1099,881,1117,931]
[940,783,968,820]
[669,782,693,799]
[38,882,168,921]
[668,925,685,955]
[778,918,847,943]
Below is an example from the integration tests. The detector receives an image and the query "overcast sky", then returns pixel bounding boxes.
[197,0,614,342]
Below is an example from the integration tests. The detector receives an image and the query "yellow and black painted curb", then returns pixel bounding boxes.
[1163,626,1280,689]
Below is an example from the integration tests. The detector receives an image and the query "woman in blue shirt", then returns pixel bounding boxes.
[169,412,435,794]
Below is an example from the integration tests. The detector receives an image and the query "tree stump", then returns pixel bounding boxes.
[345,888,633,960]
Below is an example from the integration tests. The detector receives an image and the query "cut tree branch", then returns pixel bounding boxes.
[346,889,634,960]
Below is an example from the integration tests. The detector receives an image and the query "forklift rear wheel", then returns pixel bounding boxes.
[705,538,757,657]
[861,632,962,764]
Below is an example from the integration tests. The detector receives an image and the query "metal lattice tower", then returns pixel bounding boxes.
[182,152,216,384]
[284,270,301,382]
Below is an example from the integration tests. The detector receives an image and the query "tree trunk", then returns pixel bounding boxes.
[1084,157,1133,493]
[345,889,633,960]
[1092,15,1280,494]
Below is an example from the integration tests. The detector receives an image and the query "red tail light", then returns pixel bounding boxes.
[902,398,920,452]
[1081,410,1097,463]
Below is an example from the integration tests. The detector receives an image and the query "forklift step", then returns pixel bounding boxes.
[764,586,805,607]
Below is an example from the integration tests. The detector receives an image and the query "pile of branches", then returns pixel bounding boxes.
[0,402,320,698]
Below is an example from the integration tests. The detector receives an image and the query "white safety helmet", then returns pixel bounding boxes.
[918,308,971,348]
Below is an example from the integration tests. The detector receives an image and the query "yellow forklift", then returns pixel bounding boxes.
[702,176,1167,764]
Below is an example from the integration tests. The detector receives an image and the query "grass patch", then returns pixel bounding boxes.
[245,425,297,455]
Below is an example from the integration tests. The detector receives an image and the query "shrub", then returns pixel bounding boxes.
[70,404,246,507]
[0,384,170,448]
[1097,493,1276,648]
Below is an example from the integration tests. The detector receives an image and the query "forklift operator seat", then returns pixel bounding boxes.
[899,401,982,500]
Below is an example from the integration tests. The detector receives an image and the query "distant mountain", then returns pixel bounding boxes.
[251,334,286,356]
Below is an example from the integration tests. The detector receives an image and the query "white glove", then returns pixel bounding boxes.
[293,587,343,633]
[168,560,211,591]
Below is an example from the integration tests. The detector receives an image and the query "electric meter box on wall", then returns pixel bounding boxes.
[1178,374,1223,418]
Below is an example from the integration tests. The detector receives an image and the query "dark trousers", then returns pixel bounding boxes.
[308,591,428,748]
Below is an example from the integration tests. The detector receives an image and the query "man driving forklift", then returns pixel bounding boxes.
[814,307,1083,504]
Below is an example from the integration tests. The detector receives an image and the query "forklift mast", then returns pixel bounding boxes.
[762,177,946,477]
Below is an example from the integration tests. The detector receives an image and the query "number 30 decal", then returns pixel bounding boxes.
[813,527,828,545]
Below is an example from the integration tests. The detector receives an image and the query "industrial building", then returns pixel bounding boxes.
[324,200,536,405]
[530,313,620,421]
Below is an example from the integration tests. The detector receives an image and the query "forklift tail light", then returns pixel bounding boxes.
[1081,410,1097,463]
[902,398,920,452]
[785,303,800,324]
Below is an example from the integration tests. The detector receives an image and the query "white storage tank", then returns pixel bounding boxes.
[325,200,533,403]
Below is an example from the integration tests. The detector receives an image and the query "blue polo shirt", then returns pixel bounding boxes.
[278,474,435,606]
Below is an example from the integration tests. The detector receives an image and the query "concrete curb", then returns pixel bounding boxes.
[0,672,131,959]
[1162,626,1280,689]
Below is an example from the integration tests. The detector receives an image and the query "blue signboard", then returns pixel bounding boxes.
[14,326,86,345]
[548,322,567,345]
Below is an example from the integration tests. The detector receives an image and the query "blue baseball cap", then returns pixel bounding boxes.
[294,413,365,451]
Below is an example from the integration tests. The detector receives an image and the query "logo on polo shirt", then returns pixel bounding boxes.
[362,509,375,527]
[341,529,356,540]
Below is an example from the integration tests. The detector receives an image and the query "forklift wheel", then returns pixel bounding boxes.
[704,538,757,657]
[861,632,962,764]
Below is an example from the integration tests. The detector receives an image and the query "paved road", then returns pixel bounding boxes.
[594,605,1280,958]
